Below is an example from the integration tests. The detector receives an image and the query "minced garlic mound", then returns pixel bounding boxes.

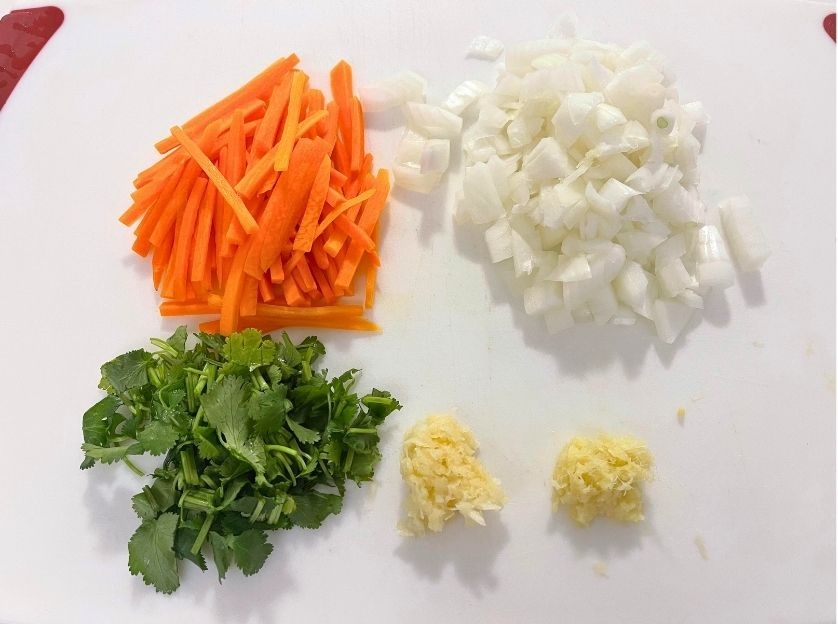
[552,434,653,526]
[399,414,506,536]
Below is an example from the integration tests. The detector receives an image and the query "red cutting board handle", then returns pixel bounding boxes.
[0,6,64,111]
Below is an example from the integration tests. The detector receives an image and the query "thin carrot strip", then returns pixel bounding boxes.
[251,72,293,159]
[350,97,364,173]
[285,250,305,273]
[332,136,351,175]
[171,125,258,235]
[329,168,348,188]
[295,109,328,139]
[273,71,307,172]
[311,239,330,270]
[281,273,307,306]
[314,188,376,241]
[159,301,219,316]
[119,201,150,228]
[329,60,354,143]
[189,176,217,282]
[155,54,299,154]
[240,276,259,316]
[244,181,285,279]
[133,161,186,254]
[293,260,317,293]
[219,240,251,335]
[333,169,390,290]
[333,214,376,253]
[171,177,208,301]
[269,256,285,284]
[311,264,336,303]
[258,276,276,303]
[326,186,346,207]
[321,101,339,149]
[214,145,228,284]
[152,229,175,291]
[292,154,331,252]
[235,141,282,199]
[255,302,362,318]
[130,173,169,205]
[200,315,378,334]
[365,224,379,308]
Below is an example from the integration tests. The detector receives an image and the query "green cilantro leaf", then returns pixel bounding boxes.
[286,416,321,444]
[231,530,273,576]
[81,442,142,464]
[174,527,208,571]
[127,512,180,594]
[202,377,266,473]
[223,328,277,368]
[209,532,232,582]
[137,421,180,456]
[82,395,120,446]
[165,326,188,354]
[131,479,177,520]
[101,350,149,394]
[289,491,343,529]
[247,386,290,436]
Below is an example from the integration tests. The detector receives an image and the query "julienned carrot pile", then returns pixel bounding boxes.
[120,54,390,336]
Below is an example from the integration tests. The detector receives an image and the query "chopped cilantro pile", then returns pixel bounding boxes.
[81,327,400,593]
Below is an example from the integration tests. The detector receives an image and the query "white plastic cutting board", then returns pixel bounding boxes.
[0,0,834,622]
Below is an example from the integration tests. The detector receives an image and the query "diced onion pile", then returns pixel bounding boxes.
[453,25,770,343]
[361,21,770,343]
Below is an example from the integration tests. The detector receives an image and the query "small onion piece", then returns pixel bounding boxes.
[467,35,505,61]
[403,102,463,139]
[359,71,427,112]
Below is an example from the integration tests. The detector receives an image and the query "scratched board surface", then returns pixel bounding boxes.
[0,0,834,622]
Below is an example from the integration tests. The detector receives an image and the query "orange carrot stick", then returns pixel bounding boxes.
[311,239,330,270]
[219,240,251,335]
[159,302,220,316]
[329,60,354,143]
[251,72,293,160]
[152,229,175,291]
[258,276,276,303]
[199,315,378,334]
[171,125,258,235]
[273,71,307,172]
[269,256,285,284]
[133,161,186,255]
[240,276,259,316]
[214,145,229,284]
[292,154,331,252]
[334,169,390,290]
[254,302,363,318]
[311,264,336,303]
[333,214,377,253]
[190,176,217,282]
[329,168,348,188]
[350,97,364,173]
[281,273,307,307]
[171,177,208,301]
[293,260,317,293]
[365,224,379,308]
[155,54,299,154]
[315,188,376,241]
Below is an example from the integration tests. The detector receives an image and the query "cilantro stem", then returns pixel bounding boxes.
[343,448,355,472]
[250,370,269,392]
[347,428,377,434]
[149,338,179,358]
[362,396,394,408]
[147,367,162,388]
[250,499,266,523]
[123,457,144,477]
[191,405,205,432]
[268,504,282,525]
[180,448,200,486]
[190,512,215,556]
[186,372,196,413]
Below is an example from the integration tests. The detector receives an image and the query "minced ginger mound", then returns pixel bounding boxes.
[399,414,506,536]
[552,434,653,526]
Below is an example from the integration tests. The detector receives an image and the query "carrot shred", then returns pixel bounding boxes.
[295,109,329,139]
[258,275,276,302]
[159,302,220,316]
[311,239,330,270]
[171,125,258,235]
[281,273,307,306]
[171,177,208,301]
[251,72,293,160]
[273,71,307,172]
[269,256,285,284]
[240,276,259,316]
[329,61,354,143]
[152,229,175,290]
[329,168,348,188]
[190,176,217,282]
[293,259,317,293]
[350,97,364,173]
[292,154,331,252]
[315,188,376,242]
[219,240,251,335]
[155,54,299,154]
[333,214,377,253]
